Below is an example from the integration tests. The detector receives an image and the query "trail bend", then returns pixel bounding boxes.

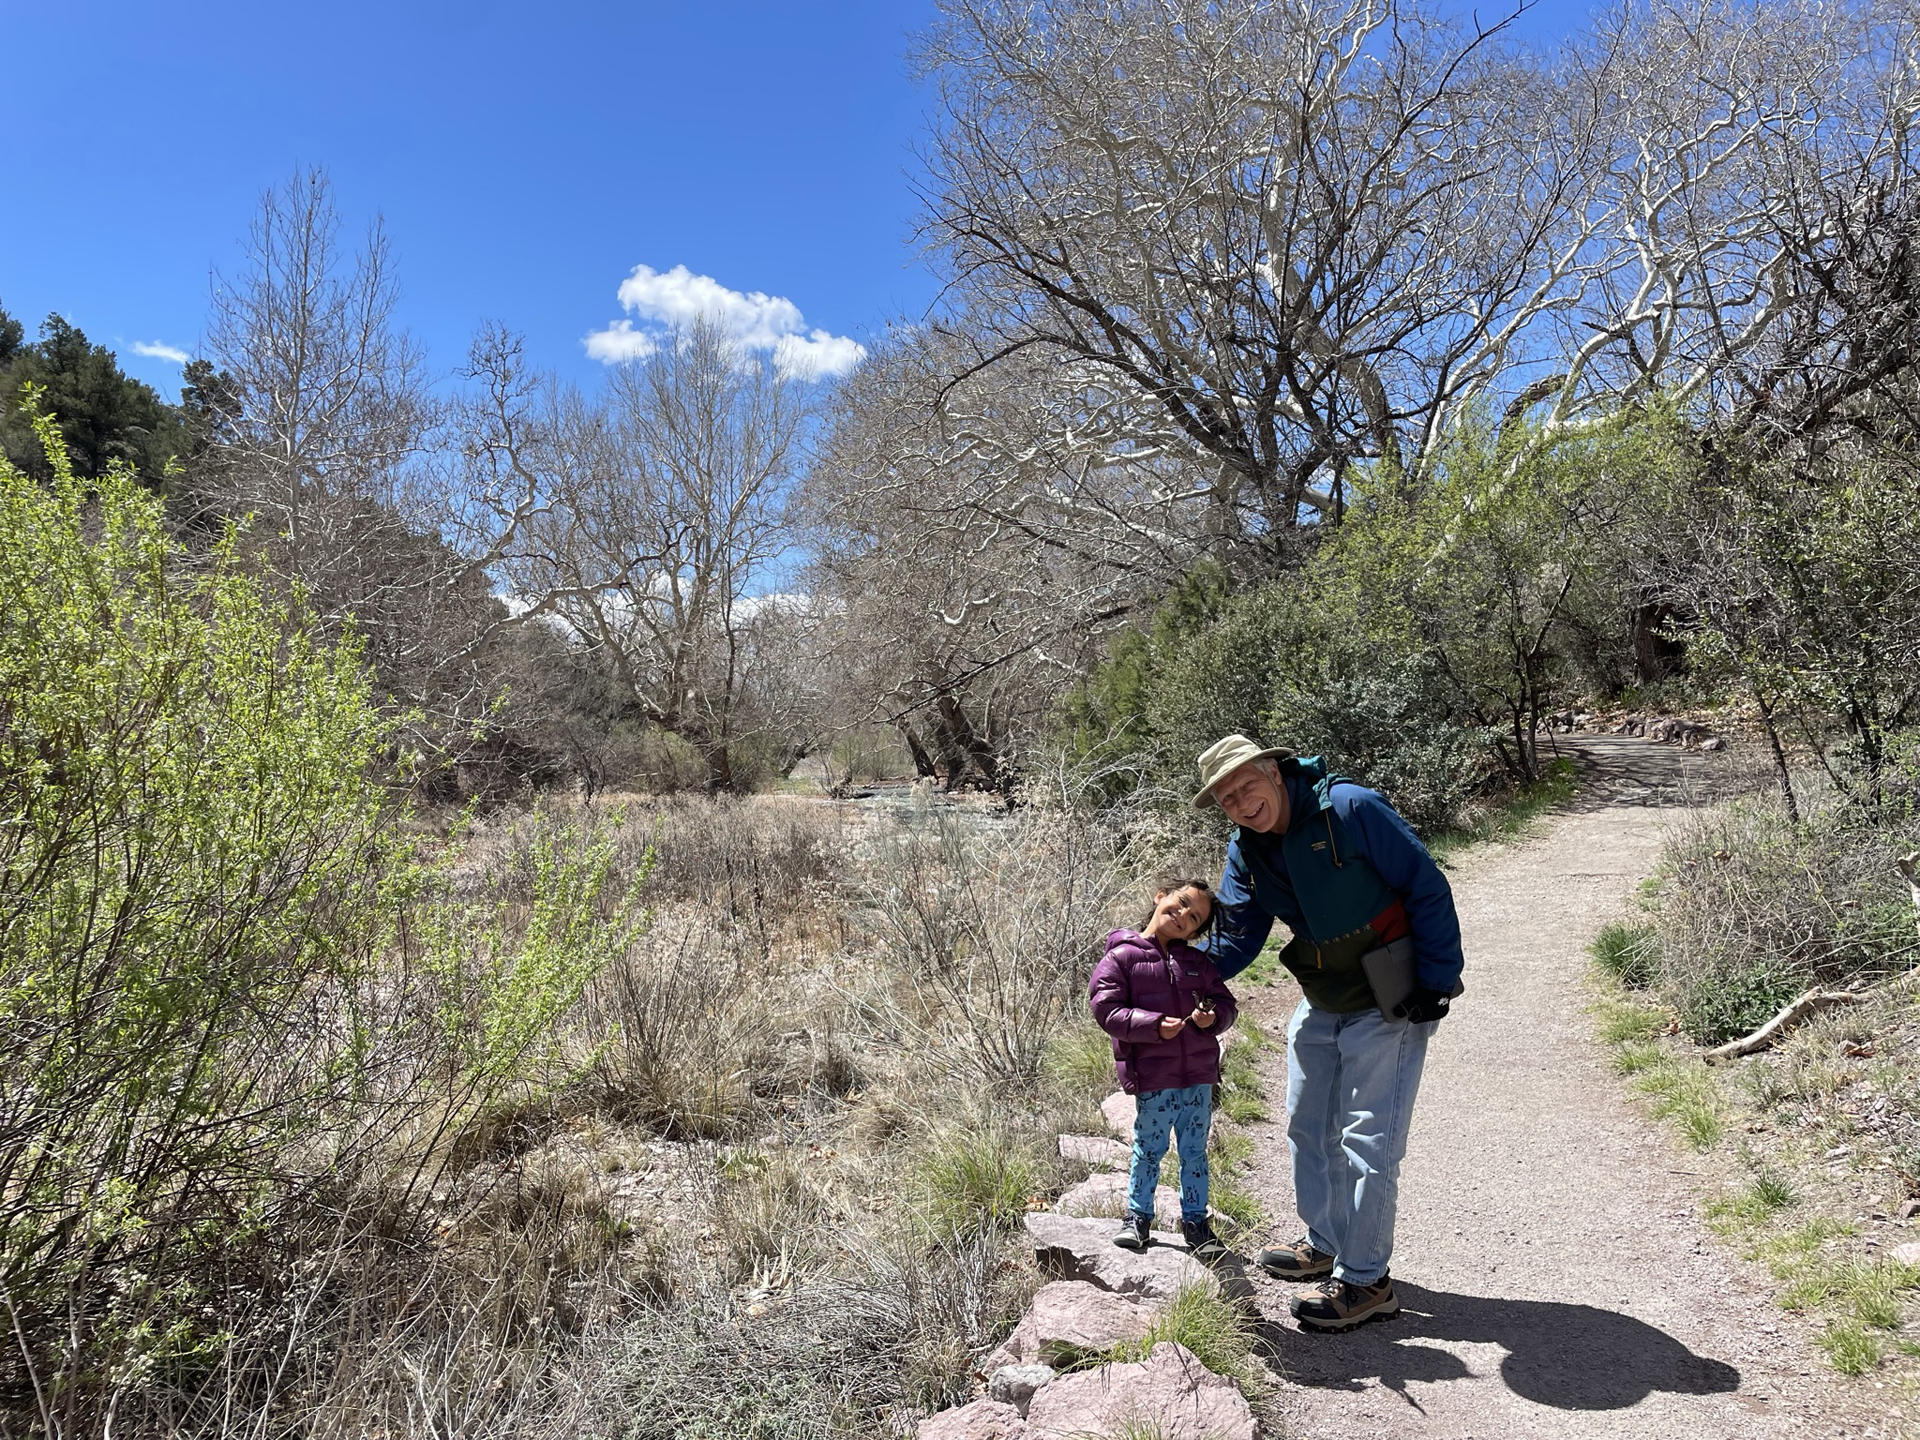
[1241,736,1893,1439]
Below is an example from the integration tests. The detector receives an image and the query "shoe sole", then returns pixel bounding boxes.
[1294,1299,1401,1334]
[1256,1261,1335,1281]
[1113,1238,1150,1252]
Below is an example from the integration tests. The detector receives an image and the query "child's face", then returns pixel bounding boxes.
[1151,885,1212,941]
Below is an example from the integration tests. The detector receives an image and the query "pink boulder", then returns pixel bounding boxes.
[1024,1341,1258,1440]
[917,1397,1027,1440]
[979,1279,1154,1371]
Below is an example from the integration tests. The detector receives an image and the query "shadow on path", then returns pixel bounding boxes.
[1257,1282,1741,1412]
[1543,733,1745,815]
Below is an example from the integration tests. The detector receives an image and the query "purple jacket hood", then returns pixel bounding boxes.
[1087,929,1239,1094]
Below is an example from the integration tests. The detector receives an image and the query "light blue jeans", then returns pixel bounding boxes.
[1127,1083,1212,1224]
[1286,998,1433,1285]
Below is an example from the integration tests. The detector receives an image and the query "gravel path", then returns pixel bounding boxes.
[1239,736,1893,1439]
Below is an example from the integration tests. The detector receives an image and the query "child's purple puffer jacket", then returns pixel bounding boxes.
[1088,929,1239,1094]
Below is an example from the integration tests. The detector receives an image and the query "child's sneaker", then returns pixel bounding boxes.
[1112,1211,1152,1251]
[1181,1217,1228,1263]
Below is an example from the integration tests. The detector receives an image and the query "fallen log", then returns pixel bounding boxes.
[1702,960,1920,1065]
[1702,987,1865,1065]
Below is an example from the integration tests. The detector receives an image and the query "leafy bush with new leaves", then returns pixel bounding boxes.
[0,402,648,1430]
[0,405,403,1301]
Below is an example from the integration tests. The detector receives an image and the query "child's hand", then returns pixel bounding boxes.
[1190,1007,1217,1029]
[1157,1014,1186,1039]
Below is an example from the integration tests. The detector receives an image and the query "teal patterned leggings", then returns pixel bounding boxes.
[1127,1083,1211,1223]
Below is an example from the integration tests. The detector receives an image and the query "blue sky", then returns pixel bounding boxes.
[2,0,1597,400]
[1,1,944,397]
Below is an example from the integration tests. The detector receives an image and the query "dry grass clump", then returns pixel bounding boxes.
[1642,792,1918,1041]
[8,778,1163,1437]
[581,935,769,1139]
[861,803,1132,1089]
[705,1150,843,1288]
[637,792,853,949]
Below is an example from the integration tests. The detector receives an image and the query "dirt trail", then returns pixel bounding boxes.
[1240,735,1892,1439]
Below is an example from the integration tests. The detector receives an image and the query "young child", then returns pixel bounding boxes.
[1088,877,1238,1259]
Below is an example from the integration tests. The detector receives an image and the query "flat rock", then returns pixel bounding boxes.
[1100,1091,1137,1138]
[1024,1212,1218,1303]
[917,1397,1027,1440]
[1058,1134,1130,1169]
[1055,1170,1219,1229]
[1892,1240,1920,1268]
[982,1280,1155,1372]
[1023,1341,1259,1440]
[987,1363,1055,1415]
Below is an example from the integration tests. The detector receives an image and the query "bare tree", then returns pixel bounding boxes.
[805,327,1157,793]
[203,168,431,574]
[919,0,1602,525]
[194,171,547,779]
[504,321,813,792]
[917,0,1919,529]
[1532,0,1917,430]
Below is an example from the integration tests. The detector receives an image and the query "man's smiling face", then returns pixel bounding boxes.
[1211,761,1288,833]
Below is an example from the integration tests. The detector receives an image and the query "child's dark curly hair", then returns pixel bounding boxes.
[1138,876,1217,936]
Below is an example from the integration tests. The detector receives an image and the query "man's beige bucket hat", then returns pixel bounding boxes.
[1191,734,1295,810]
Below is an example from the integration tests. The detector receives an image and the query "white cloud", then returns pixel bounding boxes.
[775,329,868,381]
[131,340,191,364]
[585,263,865,380]
[583,320,659,364]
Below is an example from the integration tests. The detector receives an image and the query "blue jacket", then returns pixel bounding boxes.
[1210,759,1464,1001]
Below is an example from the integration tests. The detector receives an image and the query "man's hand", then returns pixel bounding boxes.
[1157,1014,1187,1039]
[1189,1007,1217,1030]
[1392,987,1453,1025]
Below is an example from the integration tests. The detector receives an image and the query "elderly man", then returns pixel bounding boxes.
[1195,734,1463,1333]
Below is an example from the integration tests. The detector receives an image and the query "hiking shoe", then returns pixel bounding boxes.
[1255,1237,1335,1280]
[1112,1211,1152,1251]
[1290,1274,1400,1333]
[1181,1217,1228,1263]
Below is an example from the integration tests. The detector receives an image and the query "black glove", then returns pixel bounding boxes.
[1392,986,1453,1025]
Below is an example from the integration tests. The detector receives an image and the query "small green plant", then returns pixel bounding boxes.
[1116,1281,1264,1391]
[1611,1041,1664,1075]
[1706,1173,1797,1233]
[1045,1025,1118,1106]
[1591,921,1659,989]
[1207,1166,1263,1232]
[1817,1317,1881,1375]
[1678,1107,1723,1149]
[1751,1173,1796,1213]
[1236,941,1288,987]
[1217,1029,1269,1124]
[1632,1065,1722,1150]
[1597,996,1668,1044]
[912,1126,1039,1237]
[1755,1216,1855,1277]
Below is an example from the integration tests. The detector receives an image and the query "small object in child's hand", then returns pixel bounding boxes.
[1195,996,1216,1015]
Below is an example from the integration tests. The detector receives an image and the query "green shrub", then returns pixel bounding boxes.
[1264,649,1493,836]
[0,408,403,1303]
[1144,583,1491,835]
[1647,795,1919,1041]
[1116,1280,1264,1391]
